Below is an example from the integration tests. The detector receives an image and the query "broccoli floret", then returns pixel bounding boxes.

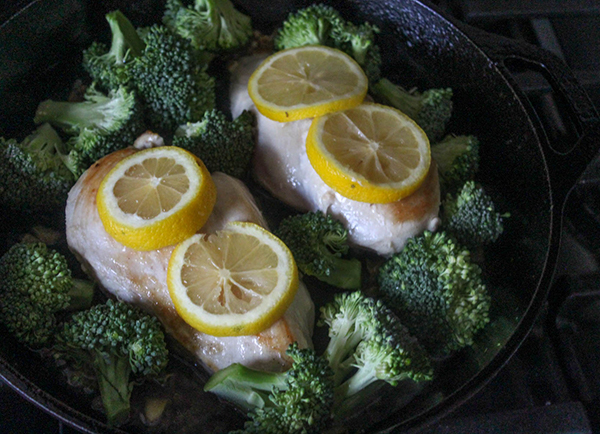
[34,85,146,177]
[0,123,75,212]
[319,291,379,384]
[275,211,362,290]
[205,343,334,434]
[163,0,253,53]
[84,10,216,132]
[34,84,141,136]
[274,4,381,83]
[130,24,216,131]
[377,231,491,357]
[431,134,480,194]
[173,109,255,178]
[82,10,146,90]
[64,119,144,178]
[331,20,382,83]
[371,78,453,142]
[0,242,94,347]
[319,291,432,411]
[57,299,169,425]
[442,181,507,248]
[207,295,431,431]
[274,4,340,48]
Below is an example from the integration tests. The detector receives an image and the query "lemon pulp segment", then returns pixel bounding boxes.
[167,222,298,336]
[248,45,368,122]
[306,103,431,203]
[97,146,216,251]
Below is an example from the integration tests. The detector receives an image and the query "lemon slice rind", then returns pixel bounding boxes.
[248,45,368,122]
[306,103,431,204]
[167,221,299,337]
[97,146,216,251]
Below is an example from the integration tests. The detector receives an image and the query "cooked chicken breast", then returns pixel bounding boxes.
[230,55,441,256]
[65,148,314,372]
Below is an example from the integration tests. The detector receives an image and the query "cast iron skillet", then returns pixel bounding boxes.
[1,0,599,432]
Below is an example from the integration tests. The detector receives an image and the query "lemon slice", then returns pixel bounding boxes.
[97,146,216,251]
[306,102,431,204]
[248,45,368,122]
[167,221,299,336]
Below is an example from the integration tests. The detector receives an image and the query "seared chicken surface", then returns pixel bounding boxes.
[65,148,314,372]
[230,55,441,256]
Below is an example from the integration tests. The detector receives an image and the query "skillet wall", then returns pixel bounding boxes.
[0,0,553,432]
[305,0,554,429]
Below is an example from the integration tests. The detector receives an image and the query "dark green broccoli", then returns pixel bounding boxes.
[319,291,432,413]
[163,0,253,53]
[173,109,255,178]
[0,242,94,347]
[275,211,362,290]
[274,4,340,47]
[274,4,381,83]
[205,343,334,434]
[331,20,382,84]
[0,123,75,212]
[442,181,507,248]
[377,230,491,357]
[206,294,431,431]
[431,134,480,194]
[63,122,142,178]
[83,10,216,132]
[130,24,216,131]
[57,299,169,426]
[371,78,453,142]
[34,85,146,177]
[82,10,146,91]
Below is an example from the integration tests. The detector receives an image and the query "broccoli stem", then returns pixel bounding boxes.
[93,353,133,425]
[325,325,365,386]
[34,99,115,132]
[105,10,145,61]
[203,363,287,411]
[67,279,95,311]
[335,369,374,403]
[371,78,420,119]
[333,364,409,419]
[332,380,386,420]
[319,257,362,290]
[336,365,406,401]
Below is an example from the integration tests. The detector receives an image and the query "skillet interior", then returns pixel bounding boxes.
[0,0,555,432]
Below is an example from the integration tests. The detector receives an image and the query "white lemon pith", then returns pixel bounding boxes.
[167,222,299,337]
[248,45,368,122]
[97,146,216,251]
[306,103,431,203]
